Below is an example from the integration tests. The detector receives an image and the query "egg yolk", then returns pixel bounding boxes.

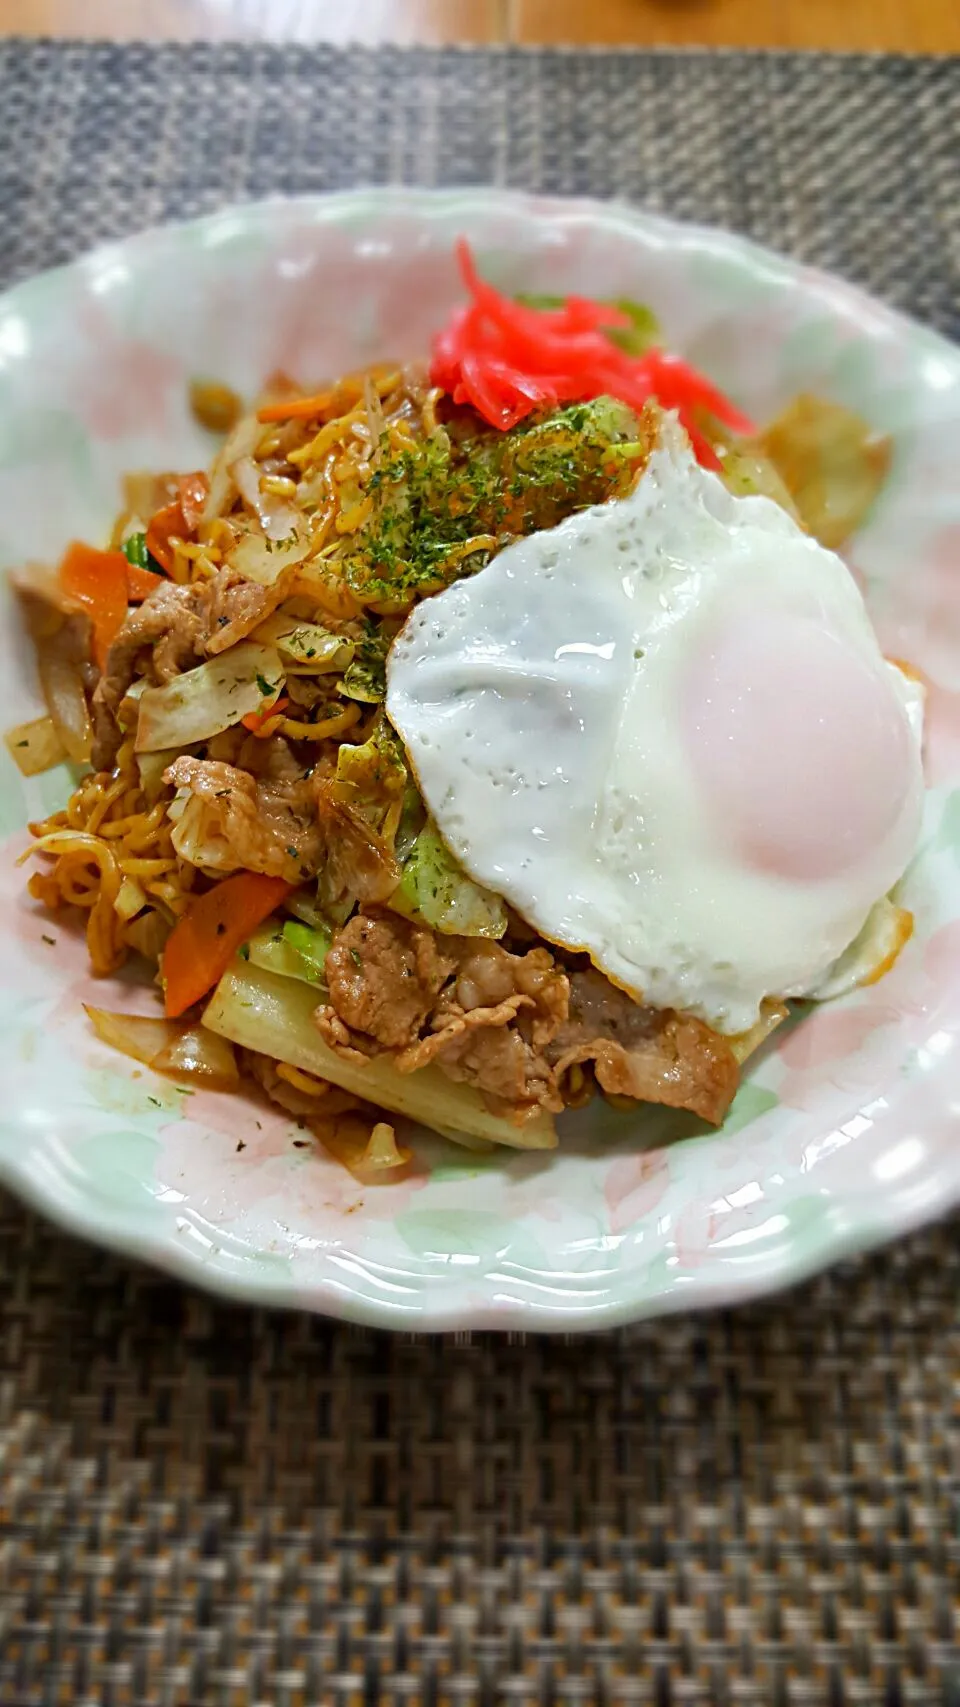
[682,611,914,882]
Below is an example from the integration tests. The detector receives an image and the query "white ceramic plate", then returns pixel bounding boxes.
[1,190,958,1330]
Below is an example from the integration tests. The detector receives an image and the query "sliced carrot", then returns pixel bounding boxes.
[241,694,289,735]
[59,541,129,670]
[257,391,334,424]
[162,872,292,1018]
[145,472,210,572]
[126,563,166,602]
[145,500,183,574]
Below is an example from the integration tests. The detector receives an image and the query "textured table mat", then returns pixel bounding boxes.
[0,38,959,1707]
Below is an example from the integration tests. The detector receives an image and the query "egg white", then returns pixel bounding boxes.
[386,426,924,1034]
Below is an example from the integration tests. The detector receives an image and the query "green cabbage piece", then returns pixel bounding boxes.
[282,920,332,981]
[244,922,324,986]
[389,822,507,938]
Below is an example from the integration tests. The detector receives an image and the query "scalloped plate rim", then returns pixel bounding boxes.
[0,187,958,1331]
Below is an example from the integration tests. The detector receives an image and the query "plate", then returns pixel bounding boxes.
[0,189,958,1331]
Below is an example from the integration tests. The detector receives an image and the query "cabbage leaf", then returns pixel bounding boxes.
[135,640,283,752]
[389,821,507,939]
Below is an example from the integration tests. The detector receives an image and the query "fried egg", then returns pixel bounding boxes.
[386,424,924,1034]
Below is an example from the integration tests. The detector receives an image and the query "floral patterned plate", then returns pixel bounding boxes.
[0,190,958,1330]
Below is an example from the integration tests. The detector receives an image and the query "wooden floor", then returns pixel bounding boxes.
[4,0,959,54]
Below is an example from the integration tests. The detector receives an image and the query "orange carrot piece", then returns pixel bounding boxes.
[256,391,334,424]
[162,872,292,1018]
[126,563,165,602]
[145,472,209,572]
[241,695,289,735]
[145,500,183,574]
[59,541,130,670]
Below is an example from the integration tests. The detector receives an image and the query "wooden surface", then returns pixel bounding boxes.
[4,0,960,52]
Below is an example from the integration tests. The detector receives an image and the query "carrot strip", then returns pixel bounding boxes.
[145,500,183,574]
[59,541,129,670]
[257,391,334,424]
[126,563,166,602]
[241,695,289,735]
[162,872,292,1018]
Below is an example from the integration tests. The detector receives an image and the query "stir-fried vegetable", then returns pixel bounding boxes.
[266,620,355,674]
[123,532,151,569]
[162,871,292,1017]
[135,641,284,752]
[226,531,309,586]
[239,694,289,736]
[755,395,892,549]
[332,715,408,837]
[4,713,66,777]
[84,1004,240,1090]
[152,1025,240,1088]
[389,821,507,938]
[283,919,332,979]
[145,472,209,571]
[59,541,129,670]
[16,587,93,766]
[203,961,558,1149]
[337,618,392,703]
[245,918,331,986]
[125,562,165,601]
[121,532,166,590]
[718,445,802,520]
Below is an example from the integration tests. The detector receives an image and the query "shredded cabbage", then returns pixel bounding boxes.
[275,623,354,673]
[719,447,801,520]
[84,1004,239,1090]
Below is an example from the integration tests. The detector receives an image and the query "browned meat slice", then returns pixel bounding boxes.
[237,732,308,784]
[321,911,457,1051]
[92,580,206,767]
[448,940,569,1049]
[424,1020,565,1120]
[547,969,739,1125]
[416,940,569,1119]
[319,917,569,1122]
[202,570,292,656]
[317,914,740,1127]
[92,566,295,768]
[164,755,320,883]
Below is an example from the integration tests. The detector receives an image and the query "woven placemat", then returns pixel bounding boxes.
[0,39,958,1707]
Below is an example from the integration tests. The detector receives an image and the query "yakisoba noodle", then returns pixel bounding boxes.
[27,738,189,975]
[12,257,905,1173]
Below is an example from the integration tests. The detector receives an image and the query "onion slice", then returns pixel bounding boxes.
[4,713,66,777]
[84,1005,240,1091]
